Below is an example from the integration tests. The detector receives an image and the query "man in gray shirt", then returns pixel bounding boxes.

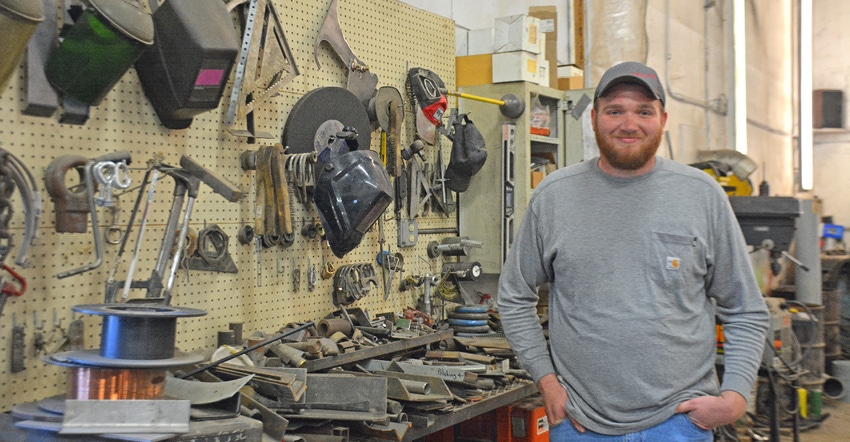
[497,61,769,440]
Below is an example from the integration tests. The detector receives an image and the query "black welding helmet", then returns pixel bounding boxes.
[313,150,393,258]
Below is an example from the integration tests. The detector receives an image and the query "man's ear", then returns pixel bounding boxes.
[590,108,597,131]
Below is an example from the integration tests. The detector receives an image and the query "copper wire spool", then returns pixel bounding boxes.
[66,366,166,400]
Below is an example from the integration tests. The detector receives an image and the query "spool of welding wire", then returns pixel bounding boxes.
[456,305,487,314]
[447,318,488,327]
[72,303,206,360]
[66,366,166,400]
[450,325,493,334]
[45,303,205,370]
[447,311,489,320]
[399,379,431,395]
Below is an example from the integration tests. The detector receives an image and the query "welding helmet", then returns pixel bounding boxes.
[312,150,393,258]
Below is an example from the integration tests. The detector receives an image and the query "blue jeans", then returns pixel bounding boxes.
[548,413,713,441]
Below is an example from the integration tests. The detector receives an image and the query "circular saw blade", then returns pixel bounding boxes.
[282,87,371,157]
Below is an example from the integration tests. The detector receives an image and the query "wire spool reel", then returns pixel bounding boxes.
[45,303,206,368]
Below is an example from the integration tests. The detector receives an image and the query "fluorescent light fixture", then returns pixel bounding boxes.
[800,0,813,190]
[734,0,748,155]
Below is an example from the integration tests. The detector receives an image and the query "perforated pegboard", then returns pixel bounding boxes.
[0,0,457,411]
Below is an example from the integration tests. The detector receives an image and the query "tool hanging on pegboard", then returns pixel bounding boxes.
[182,224,238,273]
[281,86,371,161]
[314,0,378,107]
[240,144,295,248]
[368,86,404,177]
[406,67,447,146]
[0,264,26,318]
[0,147,41,268]
[225,0,299,137]
[101,155,242,304]
[45,152,132,279]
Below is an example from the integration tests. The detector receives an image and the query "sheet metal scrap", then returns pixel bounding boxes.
[277,373,388,422]
[213,363,307,403]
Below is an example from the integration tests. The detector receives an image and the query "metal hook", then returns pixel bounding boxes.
[33,311,45,330]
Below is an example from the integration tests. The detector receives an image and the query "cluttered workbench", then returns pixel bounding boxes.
[2,304,536,441]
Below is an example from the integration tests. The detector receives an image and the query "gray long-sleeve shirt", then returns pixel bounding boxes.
[497,156,769,435]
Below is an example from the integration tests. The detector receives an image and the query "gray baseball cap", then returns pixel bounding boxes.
[594,61,665,106]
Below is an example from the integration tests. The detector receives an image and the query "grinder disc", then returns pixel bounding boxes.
[282,87,371,159]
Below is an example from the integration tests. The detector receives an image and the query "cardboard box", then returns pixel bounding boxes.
[529,6,558,90]
[492,51,538,83]
[531,170,544,188]
[468,27,495,55]
[455,27,468,56]
[558,65,583,78]
[495,15,540,54]
[557,75,584,90]
[456,54,493,88]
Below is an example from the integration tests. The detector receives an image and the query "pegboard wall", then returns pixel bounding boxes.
[0,0,460,411]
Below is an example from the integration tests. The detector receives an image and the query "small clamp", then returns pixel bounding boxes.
[92,160,131,207]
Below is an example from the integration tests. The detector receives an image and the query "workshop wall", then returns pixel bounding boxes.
[0,0,457,411]
[813,0,850,227]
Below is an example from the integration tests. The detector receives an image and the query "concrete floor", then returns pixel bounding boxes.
[796,398,850,442]
[738,397,850,441]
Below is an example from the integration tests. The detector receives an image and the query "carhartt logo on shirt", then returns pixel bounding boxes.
[666,257,680,270]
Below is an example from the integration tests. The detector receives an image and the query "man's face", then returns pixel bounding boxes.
[591,82,667,176]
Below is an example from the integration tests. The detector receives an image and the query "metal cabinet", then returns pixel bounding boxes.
[456,82,566,274]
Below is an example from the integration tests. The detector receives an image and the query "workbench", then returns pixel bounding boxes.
[404,380,537,441]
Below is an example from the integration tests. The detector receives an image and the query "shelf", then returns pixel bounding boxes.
[302,329,454,372]
[402,380,537,441]
[530,134,560,144]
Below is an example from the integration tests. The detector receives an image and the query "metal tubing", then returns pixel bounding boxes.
[162,196,195,305]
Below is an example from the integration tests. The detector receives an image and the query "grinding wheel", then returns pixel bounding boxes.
[282,87,371,160]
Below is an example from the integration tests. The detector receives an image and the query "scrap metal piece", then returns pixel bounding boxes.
[373,371,453,403]
[212,363,307,402]
[363,360,479,384]
[162,373,254,405]
[240,388,289,441]
[314,0,378,104]
[277,373,387,422]
[60,399,190,434]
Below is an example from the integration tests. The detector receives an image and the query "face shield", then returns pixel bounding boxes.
[312,150,393,258]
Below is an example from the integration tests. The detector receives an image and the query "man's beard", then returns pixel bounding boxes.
[595,130,662,171]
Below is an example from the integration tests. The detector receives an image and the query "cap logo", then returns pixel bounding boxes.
[632,71,657,80]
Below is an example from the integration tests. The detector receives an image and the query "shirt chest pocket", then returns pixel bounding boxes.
[650,231,703,295]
